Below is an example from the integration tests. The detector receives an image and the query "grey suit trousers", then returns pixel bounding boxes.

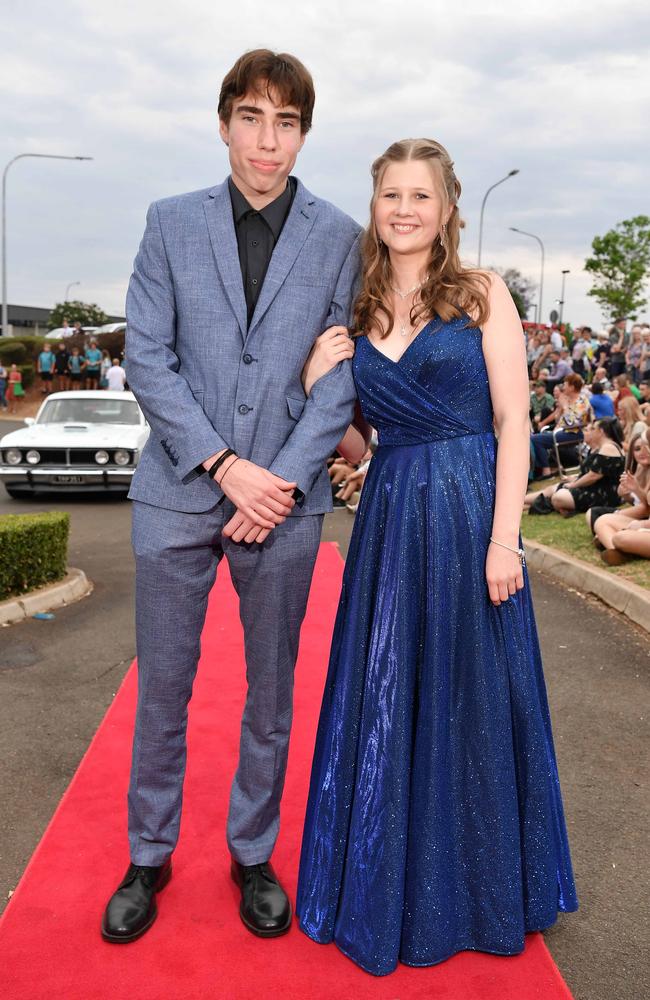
[128,498,323,867]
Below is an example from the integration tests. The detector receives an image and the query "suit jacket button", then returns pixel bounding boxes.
[238,404,250,415]
[243,354,253,365]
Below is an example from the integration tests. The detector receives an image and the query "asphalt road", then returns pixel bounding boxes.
[0,424,648,999]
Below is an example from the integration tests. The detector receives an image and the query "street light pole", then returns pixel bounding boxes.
[2,153,93,337]
[509,227,545,325]
[477,169,519,267]
[559,269,570,327]
[64,280,80,302]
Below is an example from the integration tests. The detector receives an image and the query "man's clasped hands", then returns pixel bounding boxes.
[203,326,354,544]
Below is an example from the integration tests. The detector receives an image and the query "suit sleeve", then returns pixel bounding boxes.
[267,231,362,497]
[125,202,230,484]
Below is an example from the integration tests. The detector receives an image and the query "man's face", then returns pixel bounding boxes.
[640,384,650,400]
[534,385,545,397]
[219,86,305,207]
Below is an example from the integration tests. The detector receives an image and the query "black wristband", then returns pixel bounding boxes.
[207,449,236,480]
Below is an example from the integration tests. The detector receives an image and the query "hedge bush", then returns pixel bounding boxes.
[0,511,70,600]
[0,341,27,364]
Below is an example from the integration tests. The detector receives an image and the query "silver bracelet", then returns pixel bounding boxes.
[490,536,526,565]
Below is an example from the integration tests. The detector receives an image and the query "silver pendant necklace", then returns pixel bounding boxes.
[390,276,428,336]
[390,278,426,300]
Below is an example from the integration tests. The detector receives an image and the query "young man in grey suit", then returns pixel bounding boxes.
[101,50,361,942]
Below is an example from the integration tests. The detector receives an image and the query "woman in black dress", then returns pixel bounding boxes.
[551,417,625,515]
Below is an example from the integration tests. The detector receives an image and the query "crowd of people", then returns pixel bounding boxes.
[0,340,128,414]
[329,318,650,568]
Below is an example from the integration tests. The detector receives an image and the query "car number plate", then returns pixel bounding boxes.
[52,475,86,484]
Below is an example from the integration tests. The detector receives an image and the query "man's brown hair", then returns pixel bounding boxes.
[218,49,315,133]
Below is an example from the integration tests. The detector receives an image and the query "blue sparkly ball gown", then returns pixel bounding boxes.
[296,314,578,977]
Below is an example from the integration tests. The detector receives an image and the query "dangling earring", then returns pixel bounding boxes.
[440,224,448,251]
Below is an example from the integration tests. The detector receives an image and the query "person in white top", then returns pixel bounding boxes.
[106,358,127,391]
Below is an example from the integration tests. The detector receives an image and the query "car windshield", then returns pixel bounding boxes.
[37,398,141,426]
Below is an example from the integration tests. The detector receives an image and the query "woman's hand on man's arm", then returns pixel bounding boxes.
[302,327,355,395]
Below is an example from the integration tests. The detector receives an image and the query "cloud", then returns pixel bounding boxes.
[1,0,648,327]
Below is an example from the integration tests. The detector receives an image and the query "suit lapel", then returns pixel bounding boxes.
[246,180,318,340]
[203,181,248,338]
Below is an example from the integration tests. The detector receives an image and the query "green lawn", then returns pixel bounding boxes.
[522,478,650,591]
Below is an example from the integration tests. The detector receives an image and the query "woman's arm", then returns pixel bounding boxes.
[336,400,373,464]
[538,405,560,430]
[480,273,530,604]
[567,470,602,488]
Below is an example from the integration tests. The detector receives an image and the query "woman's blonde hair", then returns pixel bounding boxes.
[353,138,490,338]
[618,395,644,430]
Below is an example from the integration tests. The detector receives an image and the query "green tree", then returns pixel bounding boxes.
[494,267,536,319]
[48,300,108,329]
[585,215,650,321]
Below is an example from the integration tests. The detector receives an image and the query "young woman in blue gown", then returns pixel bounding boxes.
[296,139,578,976]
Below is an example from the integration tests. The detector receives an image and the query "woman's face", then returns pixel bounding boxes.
[583,423,597,446]
[374,159,448,261]
[637,441,650,466]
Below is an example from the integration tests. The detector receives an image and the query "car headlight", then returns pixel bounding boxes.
[113,450,130,466]
[95,450,109,465]
[26,450,41,465]
[5,448,23,465]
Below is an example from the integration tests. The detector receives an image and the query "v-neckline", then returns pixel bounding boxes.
[364,318,438,365]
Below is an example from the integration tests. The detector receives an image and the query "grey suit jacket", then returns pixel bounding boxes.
[125,178,362,514]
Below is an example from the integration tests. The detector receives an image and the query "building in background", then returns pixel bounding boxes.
[2,304,125,337]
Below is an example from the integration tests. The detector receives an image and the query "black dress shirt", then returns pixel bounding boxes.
[229,176,296,326]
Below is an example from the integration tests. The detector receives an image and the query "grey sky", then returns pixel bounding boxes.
[2,0,648,328]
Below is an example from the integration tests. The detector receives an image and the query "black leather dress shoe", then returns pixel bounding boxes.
[231,859,292,937]
[101,858,172,943]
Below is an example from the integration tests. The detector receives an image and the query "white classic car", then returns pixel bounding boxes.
[0,391,149,498]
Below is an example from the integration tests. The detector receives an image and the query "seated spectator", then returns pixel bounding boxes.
[638,379,650,420]
[549,418,625,516]
[526,419,625,516]
[587,379,616,418]
[618,395,647,452]
[530,373,592,478]
[613,372,634,414]
[601,518,650,565]
[592,365,612,391]
[334,450,372,512]
[545,349,573,391]
[592,429,650,546]
[529,380,555,429]
[526,422,597,513]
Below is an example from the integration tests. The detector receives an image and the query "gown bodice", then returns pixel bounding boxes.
[353,314,495,448]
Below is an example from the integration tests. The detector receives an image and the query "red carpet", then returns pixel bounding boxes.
[0,543,573,999]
